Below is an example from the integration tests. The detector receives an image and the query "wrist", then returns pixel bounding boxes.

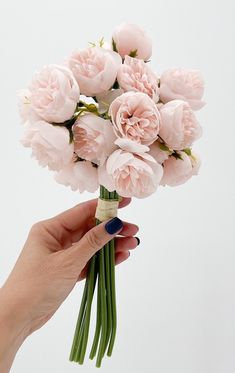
[0,285,30,372]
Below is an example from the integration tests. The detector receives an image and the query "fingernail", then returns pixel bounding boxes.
[135,237,140,246]
[105,217,123,235]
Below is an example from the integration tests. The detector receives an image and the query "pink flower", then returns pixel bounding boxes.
[117,56,159,102]
[67,47,122,96]
[149,141,170,164]
[160,68,205,110]
[98,149,163,198]
[28,65,80,123]
[159,100,202,150]
[109,92,161,146]
[21,121,74,171]
[73,114,117,165]
[112,23,152,60]
[55,161,99,192]
[161,151,201,186]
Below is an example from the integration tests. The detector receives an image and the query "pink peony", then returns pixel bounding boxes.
[160,68,205,110]
[112,23,152,61]
[109,91,161,146]
[161,151,201,186]
[67,47,122,96]
[55,160,99,193]
[98,149,163,198]
[159,100,202,150]
[27,65,80,123]
[21,121,74,171]
[117,56,159,102]
[149,141,170,164]
[73,114,117,165]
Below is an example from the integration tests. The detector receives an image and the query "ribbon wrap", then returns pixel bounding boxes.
[95,198,119,222]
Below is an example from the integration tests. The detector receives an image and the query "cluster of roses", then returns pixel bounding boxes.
[20,23,204,198]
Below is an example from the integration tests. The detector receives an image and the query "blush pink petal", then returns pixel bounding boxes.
[109,91,161,146]
[55,161,99,192]
[67,47,122,96]
[112,23,152,60]
[160,68,205,110]
[117,56,159,102]
[73,114,117,165]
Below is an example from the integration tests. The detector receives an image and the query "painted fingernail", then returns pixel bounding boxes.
[105,217,123,235]
[135,237,140,246]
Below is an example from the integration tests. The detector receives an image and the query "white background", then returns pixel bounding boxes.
[0,0,235,372]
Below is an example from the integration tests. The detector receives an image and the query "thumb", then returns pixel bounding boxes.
[64,217,123,269]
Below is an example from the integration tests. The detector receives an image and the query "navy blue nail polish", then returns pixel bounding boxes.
[135,237,140,246]
[105,217,123,234]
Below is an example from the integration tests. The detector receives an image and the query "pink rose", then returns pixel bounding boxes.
[28,65,80,123]
[160,68,205,110]
[18,89,40,123]
[161,151,201,186]
[73,114,117,165]
[21,121,74,171]
[98,149,163,198]
[149,141,170,164]
[159,100,202,150]
[117,56,159,102]
[109,92,161,146]
[112,23,152,61]
[55,161,99,192]
[67,47,122,96]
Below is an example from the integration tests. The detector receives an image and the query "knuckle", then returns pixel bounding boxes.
[86,229,103,250]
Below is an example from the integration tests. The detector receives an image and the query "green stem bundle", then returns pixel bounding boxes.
[69,186,119,367]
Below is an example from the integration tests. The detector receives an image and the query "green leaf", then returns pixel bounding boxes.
[129,49,138,58]
[112,38,118,52]
[183,148,192,156]
[159,143,171,152]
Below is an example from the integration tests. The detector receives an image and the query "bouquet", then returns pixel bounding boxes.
[19,23,205,367]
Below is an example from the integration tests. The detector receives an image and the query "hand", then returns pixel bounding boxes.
[0,197,139,372]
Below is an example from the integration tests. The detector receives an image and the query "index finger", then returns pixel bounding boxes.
[49,196,131,233]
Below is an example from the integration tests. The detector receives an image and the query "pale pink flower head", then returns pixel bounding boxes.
[160,68,205,110]
[67,47,122,96]
[28,65,80,123]
[161,151,201,186]
[117,56,159,102]
[112,23,152,61]
[98,149,163,198]
[159,100,202,150]
[55,160,99,192]
[109,92,161,146]
[21,121,74,171]
[73,114,117,165]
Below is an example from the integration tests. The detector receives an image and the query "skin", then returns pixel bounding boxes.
[0,197,139,372]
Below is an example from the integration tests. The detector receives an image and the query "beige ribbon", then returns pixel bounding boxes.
[95,198,119,222]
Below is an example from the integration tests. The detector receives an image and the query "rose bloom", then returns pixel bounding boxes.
[112,23,152,61]
[67,47,122,96]
[161,151,201,186]
[109,91,161,146]
[98,149,163,198]
[73,114,117,165]
[149,141,170,164]
[159,100,202,150]
[117,56,159,102]
[160,68,205,110]
[55,160,99,193]
[21,120,74,171]
[28,64,80,123]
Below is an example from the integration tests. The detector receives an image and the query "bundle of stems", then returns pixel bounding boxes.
[69,185,119,367]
